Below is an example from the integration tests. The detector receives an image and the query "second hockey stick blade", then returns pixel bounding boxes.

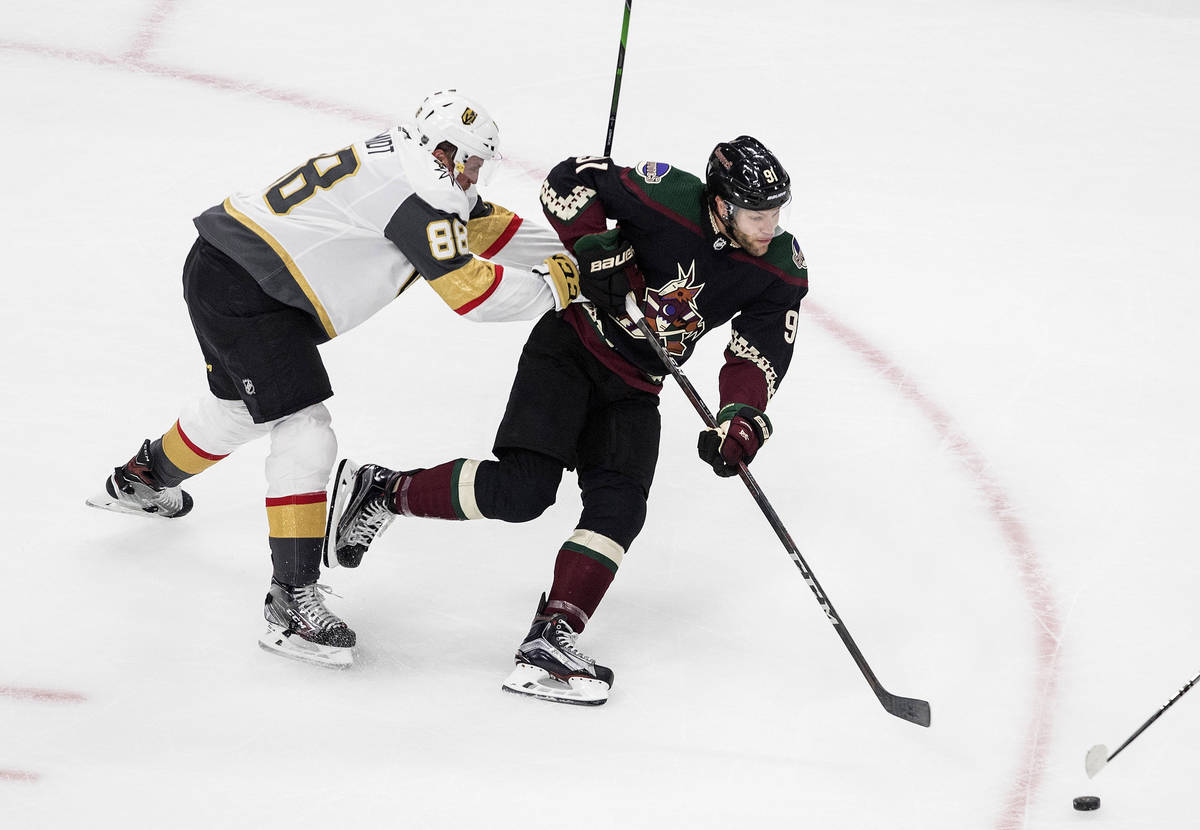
[882,691,931,727]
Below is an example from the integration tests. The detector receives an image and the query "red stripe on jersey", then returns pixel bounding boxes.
[455,264,503,315]
[265,491,328,507]
[176,420,229,461]
[479,215,524,259]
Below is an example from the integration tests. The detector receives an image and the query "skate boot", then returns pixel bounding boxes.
[258,578,356,668]
[86,439,193,518]
[501,594,614,706]
[324,458,404,569]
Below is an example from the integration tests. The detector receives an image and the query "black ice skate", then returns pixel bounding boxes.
[258,578,356,669]
[323,458,401,569]
[86,439,193,518]
[501,594,614,706]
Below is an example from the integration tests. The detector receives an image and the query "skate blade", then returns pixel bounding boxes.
[500,663,609,706]
[258,626,354,669]
[321,458,359,569]
[86,492,171,519]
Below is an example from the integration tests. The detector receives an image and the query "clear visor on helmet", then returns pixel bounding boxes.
[727,196,792,239]
[454,147,503,188]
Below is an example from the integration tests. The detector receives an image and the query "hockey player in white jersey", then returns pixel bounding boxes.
[87,90,579,668]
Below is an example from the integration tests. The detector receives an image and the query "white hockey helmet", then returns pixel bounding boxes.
[412,90,501,176]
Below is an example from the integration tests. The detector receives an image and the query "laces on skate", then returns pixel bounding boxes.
[343,499,395,547]
[293,583,345,630]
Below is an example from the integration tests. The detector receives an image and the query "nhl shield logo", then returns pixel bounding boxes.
[461,108,478,126]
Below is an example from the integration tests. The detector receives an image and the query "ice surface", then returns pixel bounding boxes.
[3,1,1198,827]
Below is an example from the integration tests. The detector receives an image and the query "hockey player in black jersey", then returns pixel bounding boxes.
[327,136,808,702]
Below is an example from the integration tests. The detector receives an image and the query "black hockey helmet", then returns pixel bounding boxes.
[705,135,791,211]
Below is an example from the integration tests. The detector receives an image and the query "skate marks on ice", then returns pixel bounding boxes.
[0,685,87,784]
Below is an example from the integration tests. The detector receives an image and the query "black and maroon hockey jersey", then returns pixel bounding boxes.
[540,156,809,412]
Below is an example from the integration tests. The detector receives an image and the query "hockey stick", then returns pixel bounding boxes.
[603,0,633,157]
[1085,668,1199,777]
[623,294,931,727]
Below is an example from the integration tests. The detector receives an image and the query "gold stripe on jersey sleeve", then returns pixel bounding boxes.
[426,258,500,314]
[468,203,520,258]
[221,198,338,339]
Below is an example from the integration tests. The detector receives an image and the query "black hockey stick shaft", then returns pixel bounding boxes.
[1107,669,1200,764]
[623,296,930,727]
[604,0,633,157]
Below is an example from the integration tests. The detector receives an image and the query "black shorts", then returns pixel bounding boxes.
[494,311,662,494]
[181,237,332,424]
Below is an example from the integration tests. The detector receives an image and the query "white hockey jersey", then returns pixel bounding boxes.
[194,125,563,339]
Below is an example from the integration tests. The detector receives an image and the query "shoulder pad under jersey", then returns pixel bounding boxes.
[396,126,471,221]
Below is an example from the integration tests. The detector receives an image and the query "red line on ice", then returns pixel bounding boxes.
[0,770,41,782]
[0,686,87,703]
[0,33,1060,827]
[0,39,391,126]
[123,0,178,62]
[806,302,1061,830]
[0,38,550,179]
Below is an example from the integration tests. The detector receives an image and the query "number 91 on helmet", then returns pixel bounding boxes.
[705,135,792,257]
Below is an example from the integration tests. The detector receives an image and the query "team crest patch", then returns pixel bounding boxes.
[636,161,671,184]
[640,261,705,355]
[791,238,806,270]
[461,108,477,126]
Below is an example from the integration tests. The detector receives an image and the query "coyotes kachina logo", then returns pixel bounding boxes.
[636,261,706,355]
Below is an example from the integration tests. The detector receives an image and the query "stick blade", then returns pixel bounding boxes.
[882,692,932,727]
[1085,744,1109,778]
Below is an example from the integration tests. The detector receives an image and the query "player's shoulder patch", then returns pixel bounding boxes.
[622,163,704,225]
[790,237,806,270]
[760,231,809,288]
[634,161,672,184]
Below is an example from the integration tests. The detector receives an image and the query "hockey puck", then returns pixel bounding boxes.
[1073,796,1101,811]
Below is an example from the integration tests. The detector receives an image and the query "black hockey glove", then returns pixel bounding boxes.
[697,404,773,477]
[573,229,646,317]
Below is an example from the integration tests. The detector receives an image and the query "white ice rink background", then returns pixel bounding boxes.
[2,1,1198,827]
